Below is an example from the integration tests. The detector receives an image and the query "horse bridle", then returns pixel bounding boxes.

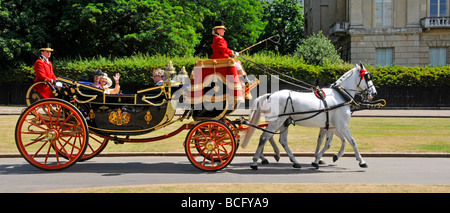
[356,69,375,101]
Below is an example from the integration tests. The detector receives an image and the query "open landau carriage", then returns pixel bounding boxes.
[16,59,260,171]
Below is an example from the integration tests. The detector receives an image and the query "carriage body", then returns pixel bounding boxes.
[17,60,259,172]
[55,77,180,136]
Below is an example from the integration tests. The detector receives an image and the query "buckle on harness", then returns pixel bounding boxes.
[314,87,326,100]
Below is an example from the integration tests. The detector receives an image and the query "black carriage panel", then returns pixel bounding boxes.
[85,85,178,136]
[104,94,136,105]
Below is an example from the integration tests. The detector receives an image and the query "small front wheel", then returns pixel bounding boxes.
[184,120,237,171]
[15,99,89,170]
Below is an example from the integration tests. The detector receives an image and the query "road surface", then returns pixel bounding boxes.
[0,156,449,193]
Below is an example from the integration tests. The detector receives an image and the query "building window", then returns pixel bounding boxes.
[376,48,394,66]
[430,0,448,17]
[375,0,393,27]
[429,47,448,66]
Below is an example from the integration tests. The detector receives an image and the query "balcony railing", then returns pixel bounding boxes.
[421,17,450,28]
[329,22,349,36]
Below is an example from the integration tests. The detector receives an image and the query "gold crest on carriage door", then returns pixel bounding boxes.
[108,108,131,126]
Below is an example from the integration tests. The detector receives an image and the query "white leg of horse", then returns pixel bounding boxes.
[312,130,334,169]
[259,136,280,164]
[251,131,272,170]
[314,128,327,165]
[337,125,367,168]
[333,133,347,162]
[269,136,281,162]
[278,126,301,168]
[258,141,269,164]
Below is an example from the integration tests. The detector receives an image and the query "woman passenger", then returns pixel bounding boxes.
[100,73,121,94]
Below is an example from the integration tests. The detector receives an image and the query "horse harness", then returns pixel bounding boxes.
[281,85,358,130]
[242,86,356,135]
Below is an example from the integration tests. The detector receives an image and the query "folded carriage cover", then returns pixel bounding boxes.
[189,58,244,106]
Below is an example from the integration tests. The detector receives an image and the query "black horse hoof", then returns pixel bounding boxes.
[261,159,269,165]
[311,162,319,169]
[333,155,339,162]
[274,155,280,162]
[359,163,368,168]
[250,165,258,170]
[292,163,301,168]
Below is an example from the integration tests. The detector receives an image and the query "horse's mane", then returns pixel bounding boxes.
[333,66,359,86]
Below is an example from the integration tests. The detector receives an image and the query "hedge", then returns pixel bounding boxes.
[2,53,449,87]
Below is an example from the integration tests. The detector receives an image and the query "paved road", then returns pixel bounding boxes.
[0,156,449,192]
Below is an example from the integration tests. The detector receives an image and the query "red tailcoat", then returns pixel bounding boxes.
[210,35,233,59]
[33,57,57,98]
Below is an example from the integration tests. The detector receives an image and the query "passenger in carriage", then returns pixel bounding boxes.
[153,68,165,86]
[100,73,121,94]
[211,21,252,99]
[33,43,57,99]
[90,69,104,89]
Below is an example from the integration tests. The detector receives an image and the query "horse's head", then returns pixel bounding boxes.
[334,63,377,101]
[355,63,377,101]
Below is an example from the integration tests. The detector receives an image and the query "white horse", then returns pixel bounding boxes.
[242,63,377,170]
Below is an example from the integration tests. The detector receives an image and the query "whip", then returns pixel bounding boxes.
[238,34,280,54]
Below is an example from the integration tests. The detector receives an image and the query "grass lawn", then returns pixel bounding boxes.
[1,115,449,154]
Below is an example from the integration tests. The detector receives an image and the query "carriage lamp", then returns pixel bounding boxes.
[175,66,189,84]
[165,61,177,83]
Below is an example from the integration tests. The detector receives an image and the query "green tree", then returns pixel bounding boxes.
[193,0,266,57]
[294,32,343,66]
[57,0,204,57]
[0,0,64,69]
[257,0,304,55]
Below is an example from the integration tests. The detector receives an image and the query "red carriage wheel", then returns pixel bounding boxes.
[15,99,88,170]
[56,131,108,162]
[78,132,108,161]
[184,120,236,171]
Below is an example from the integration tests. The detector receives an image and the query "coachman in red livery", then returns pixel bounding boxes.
[210,21,252,99]
[33,43,57,98]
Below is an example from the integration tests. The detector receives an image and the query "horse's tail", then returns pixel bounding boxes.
[241,94,270,148]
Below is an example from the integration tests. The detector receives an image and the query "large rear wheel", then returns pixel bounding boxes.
[15,99,89,170]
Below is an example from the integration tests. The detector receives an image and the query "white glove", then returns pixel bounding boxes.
[55,81,63,88]
[233,51,239,58]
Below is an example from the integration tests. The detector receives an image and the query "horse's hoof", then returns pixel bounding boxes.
[261,159,269,165]
[319,159,326,165]
[274,155,280,162]
[292,163,301,168]
[333,155,339,162]
[311,162,319,169]
[250,165,258,170]
[359,163,368,168]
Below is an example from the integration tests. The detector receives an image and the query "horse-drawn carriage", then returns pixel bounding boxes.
[16,54,386,172]
[15,59,261,171]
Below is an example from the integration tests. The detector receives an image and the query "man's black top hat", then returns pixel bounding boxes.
[212,21,226,30]
[40,43,53,52]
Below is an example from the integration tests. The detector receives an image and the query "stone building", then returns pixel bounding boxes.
[304,0,450,67]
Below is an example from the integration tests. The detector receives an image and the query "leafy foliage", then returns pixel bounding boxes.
[5,54,449,87]
[193,0,266,57]
[256,0,304,55]
[293,32,343,66]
